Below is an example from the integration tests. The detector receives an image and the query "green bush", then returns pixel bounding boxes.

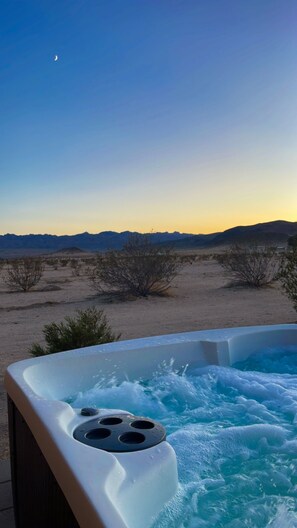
[280,249,297,312]
[29,308,120,356]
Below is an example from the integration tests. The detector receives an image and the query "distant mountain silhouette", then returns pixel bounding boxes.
[0,231,193,254]
[158,221,297,249]
[0,221,296,256]
[210,220,297,247]
[54,246,86,254]
[158,233,219,249]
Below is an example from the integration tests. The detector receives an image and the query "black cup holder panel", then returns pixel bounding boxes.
[73,414,166,452]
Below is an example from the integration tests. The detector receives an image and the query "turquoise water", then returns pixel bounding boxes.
[67,346,297,527]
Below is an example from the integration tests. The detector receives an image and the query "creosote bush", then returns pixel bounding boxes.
[280,248,297,312]
[5,257,44,292]
[70,258,82,276]
[59,258,69,267]
[179,254,197,265]
[217,245,280,288]
[47,258,59,270]
[29,307,120,356]
[288,235,297,249]
[89,234,182,297]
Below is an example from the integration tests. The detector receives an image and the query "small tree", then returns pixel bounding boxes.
[29,307,120,356]
[280,248,297,312]
[89,234,182,297]
[217,245,280,288]
[5,257,44,292]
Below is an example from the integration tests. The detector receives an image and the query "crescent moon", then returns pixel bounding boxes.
[54,55,59,61]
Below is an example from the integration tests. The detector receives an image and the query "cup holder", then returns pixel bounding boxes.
[85,428,111,440]
[73,414,166,452]
[100,417,123,426]
[131,420,154,429]
[119,432,145,444]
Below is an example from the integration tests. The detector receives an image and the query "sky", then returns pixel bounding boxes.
[1,0,296,235]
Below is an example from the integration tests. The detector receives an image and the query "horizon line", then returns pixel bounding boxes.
[1,219,296,238]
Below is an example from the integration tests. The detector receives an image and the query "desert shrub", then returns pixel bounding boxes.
[70,258,82,276]
[59,258,69,267]
[179,254,197,265]
[195,253,213,262]
[279,249,297,312]
[288,235,297,249]
[47,258,59,270]
[89,234,182,297]
[4,257,44,292]
[83,257,96,266]
[217,245,280,288]
[29,307,120,356]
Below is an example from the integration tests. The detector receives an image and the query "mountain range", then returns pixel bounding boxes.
[166,220,297,249]
[0,220,296,257]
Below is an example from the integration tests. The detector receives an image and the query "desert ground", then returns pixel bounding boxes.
[0,251,296,459]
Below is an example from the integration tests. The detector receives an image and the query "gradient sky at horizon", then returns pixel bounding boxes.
[1,0,296,235]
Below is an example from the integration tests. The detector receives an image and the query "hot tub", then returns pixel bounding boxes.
[5,324,297,527]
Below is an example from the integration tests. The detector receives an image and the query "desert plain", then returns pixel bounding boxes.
[0,250,296,459]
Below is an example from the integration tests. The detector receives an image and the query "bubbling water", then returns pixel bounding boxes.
[66,346,297,527]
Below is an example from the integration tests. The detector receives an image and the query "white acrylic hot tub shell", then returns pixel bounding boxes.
[5,324,297,528]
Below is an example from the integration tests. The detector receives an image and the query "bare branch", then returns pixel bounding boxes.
[217,245,280,288]
[89,234,182,297]
[4,258,44,292]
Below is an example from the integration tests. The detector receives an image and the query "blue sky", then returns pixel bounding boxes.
[1,0,296,234]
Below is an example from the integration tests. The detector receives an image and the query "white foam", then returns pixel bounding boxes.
[66,346,297,527]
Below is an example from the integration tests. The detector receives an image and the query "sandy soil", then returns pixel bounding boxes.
[0,255,295,459]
